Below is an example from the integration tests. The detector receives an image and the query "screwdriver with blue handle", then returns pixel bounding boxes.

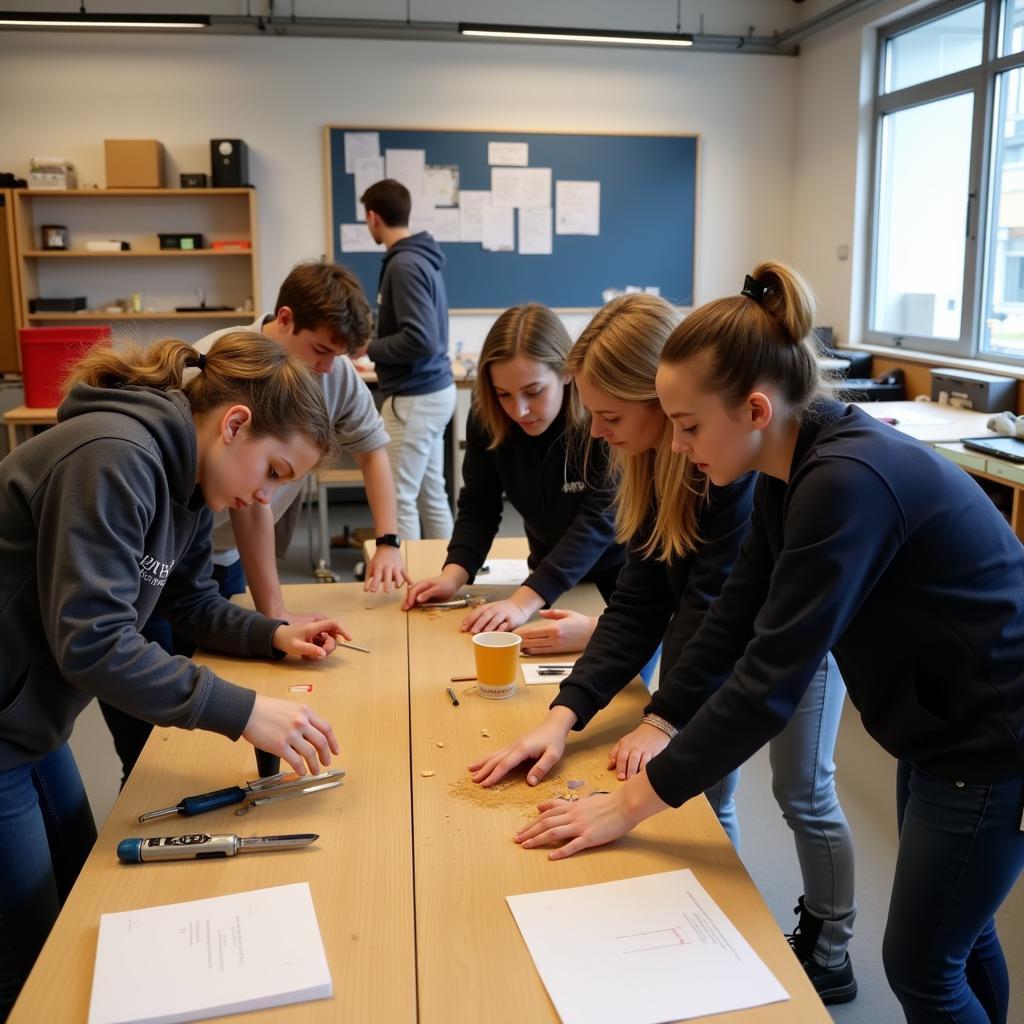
[118,832,318,863]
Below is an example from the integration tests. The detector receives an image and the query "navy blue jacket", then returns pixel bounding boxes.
[551,474,755,729]
[645,400,1024,807]
[367,232,453,397]
[445,410,624,605]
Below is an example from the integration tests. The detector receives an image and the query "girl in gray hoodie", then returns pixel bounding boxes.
[0,332,348,1019]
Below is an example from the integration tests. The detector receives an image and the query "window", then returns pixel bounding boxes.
[867,0,1024,362]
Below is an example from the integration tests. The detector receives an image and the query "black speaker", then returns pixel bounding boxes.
[210,139,249,187]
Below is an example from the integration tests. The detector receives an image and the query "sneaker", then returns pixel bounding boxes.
[801,954,858,1006]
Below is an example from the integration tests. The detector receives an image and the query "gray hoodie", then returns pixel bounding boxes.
[0,383,278,769]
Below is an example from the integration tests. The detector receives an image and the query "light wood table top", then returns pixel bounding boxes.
[9,584,416,1024]
[404,539,828,1024]
[2,403,58,424]
[855,399,994,443]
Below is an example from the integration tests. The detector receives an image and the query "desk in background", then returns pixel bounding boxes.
[12,540,827,1023]
[3,403,56,451]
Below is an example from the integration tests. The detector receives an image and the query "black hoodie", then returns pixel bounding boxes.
[367,231,454,397]
[0,383,280,769]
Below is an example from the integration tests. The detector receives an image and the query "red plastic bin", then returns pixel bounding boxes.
[18,326,112,408]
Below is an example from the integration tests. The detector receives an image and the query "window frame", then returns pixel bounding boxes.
[863,0,1024,360]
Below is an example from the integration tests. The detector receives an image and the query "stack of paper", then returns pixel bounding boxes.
[88,882,332,1024]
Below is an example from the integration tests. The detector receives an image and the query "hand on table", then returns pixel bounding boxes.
[467,708,576,787]
[365,544,409,593]
[402,574,459,610]
[607,722,671,781]
[515,608,597,655]
[460,597,530,634]
[242,695,340,777]
[272,618,352,660]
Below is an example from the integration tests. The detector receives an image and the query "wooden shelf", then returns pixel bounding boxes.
[22,249,252,258]
[26,311,246,321]
[14,188,253,198]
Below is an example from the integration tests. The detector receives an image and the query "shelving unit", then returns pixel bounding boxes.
[12,188,260,342]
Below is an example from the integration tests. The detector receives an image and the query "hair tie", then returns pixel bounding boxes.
[740,274,768,303]
[195,352,207,371]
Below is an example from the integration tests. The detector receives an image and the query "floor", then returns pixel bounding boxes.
[70,494,1024,1023]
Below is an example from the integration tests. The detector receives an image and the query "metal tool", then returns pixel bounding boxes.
[137,769,345,823]
[117,832,318,863]
[416,594,484,609]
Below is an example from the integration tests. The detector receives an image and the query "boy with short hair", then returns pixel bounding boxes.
[360,178,456,540]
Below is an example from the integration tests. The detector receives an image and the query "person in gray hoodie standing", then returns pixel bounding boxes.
[0,332,346,1020]
[360,178,456,540]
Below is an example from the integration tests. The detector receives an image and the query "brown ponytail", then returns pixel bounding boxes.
[64,331,335,459]
[661,260,827,416]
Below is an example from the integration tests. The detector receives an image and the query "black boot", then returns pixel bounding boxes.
[787,896,858,1006]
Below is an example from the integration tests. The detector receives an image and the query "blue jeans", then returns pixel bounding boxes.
[0,744,96,1020]
[883,762,1024,1023]
[382,385,456,540]
[705,654,856,966]
[101,560,247,786]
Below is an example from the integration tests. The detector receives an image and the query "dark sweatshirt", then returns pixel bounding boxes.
[367,232,453,397]
[550,475,755,729]
[445,410,625,605]
[645,400,1024,808]
[0,384,282,770]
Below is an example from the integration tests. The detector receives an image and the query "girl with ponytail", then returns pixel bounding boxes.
[515,262,1024,1024]
[0,331,349,1017]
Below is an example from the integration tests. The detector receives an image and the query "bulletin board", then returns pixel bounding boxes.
[324,126,698,310]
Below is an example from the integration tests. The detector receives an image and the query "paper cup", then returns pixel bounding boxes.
[472,631,522,700]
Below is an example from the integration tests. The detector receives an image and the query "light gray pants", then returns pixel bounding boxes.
[704,654,856,968]
[382,384,456,540]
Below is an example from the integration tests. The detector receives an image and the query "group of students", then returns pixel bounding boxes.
[0,175,1020,1024]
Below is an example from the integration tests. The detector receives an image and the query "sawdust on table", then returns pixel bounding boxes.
[446,770,613,816]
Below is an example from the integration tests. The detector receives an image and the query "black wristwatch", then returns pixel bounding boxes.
[375,534,401,549]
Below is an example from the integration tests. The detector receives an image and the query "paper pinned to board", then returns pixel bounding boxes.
[518,207,553,255]
[353,154,384,221]
[341,223,385,253]
[556,180,601,235]
[344,131,379,173]
[385,148,426,197]
[88,882,332,1024]
[482,205,515,252]
[488,141,529,166]
[458,190,491,242]
[507,869,789,1024]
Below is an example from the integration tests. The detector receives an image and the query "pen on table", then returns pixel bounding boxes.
[450,674,476,682]
[538,668,571,676]
[446,687,460,706]
[530,664,576,670]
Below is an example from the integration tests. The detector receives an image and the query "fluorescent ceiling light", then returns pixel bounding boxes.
[0,11,210,28]
[459,22,693,47]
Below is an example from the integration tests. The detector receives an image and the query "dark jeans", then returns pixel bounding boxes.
[883,761,1024,1023]
[0,744,97,1021]
[99,560,247,786]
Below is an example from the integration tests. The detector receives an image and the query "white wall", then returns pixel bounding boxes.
[0,29,798,350]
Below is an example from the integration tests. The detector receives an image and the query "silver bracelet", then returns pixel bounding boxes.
[641,712,678,739]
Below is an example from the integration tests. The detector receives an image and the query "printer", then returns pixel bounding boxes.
[930,367,1017,412]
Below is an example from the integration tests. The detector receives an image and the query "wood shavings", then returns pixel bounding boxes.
[480,729,490,738]
[436,741,445,748]
[447,775,566,815]
[420,770,435,778]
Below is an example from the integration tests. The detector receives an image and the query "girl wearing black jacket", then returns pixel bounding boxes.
[403,303,624,630]
[516,263,1024,1024]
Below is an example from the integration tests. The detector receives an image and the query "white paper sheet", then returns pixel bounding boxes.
[425,164,460,206]
[340,223,385,253]
[432,207,461,242]
[477,558,529,585]
[507,870,789,1024]
[385,148,425,196]
[353,154,384,221]
[492,167,551,208]
[407,193,437,235]
[88,882,332,1024]
[556,180,601,235]
[482,205,515,252]
[458,190,491,242]
[521,661,576,685]
[518,207,553,255]
[344,131,379,173]
[488,141,529,166]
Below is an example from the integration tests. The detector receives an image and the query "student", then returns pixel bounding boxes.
[514,262,1024,1024]
[361,179,456,541]
[0,333,345,1019]
[469,295,857,1003]
[403,303,623,632]
[100,261,405,782]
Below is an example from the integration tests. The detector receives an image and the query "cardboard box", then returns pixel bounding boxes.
[104,140,165,188]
